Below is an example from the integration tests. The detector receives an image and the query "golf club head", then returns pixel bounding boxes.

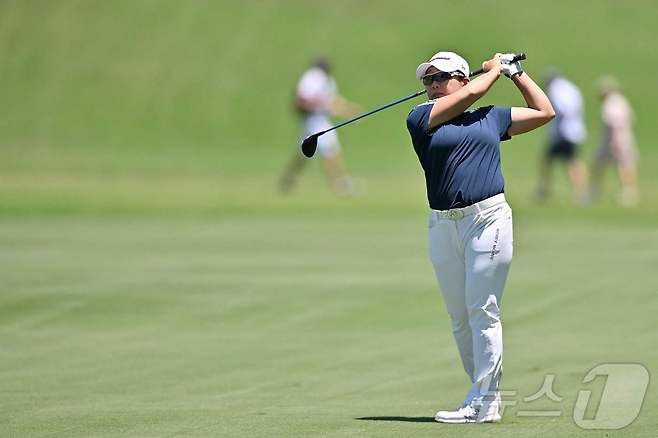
[301,134,319,158]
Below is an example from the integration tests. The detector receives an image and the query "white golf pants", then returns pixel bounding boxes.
[428,193,513,406]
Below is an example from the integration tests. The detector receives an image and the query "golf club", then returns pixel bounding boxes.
[301,90,426,158]
[301,53,527,158]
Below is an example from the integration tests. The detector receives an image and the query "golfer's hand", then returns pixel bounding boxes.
[482,54,503,75]
[500,53,523,78]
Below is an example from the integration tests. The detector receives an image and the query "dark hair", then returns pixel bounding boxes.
[543,67,561,86]
[312,56,331,74]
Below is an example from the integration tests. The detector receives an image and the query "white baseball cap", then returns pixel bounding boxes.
[415,51,470,80]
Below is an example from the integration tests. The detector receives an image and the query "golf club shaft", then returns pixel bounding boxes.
[317,90,427,137]
[469,53,526,77]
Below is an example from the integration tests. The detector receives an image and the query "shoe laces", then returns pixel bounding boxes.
[458,405,477,418]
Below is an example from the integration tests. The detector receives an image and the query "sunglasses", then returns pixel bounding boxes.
[422,71,464,86]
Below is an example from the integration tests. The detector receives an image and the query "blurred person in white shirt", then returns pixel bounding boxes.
[280,56,360,195]
[591,76,639,207]
[537,70,589,204]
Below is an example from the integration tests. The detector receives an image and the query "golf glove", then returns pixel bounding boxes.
[500,53,523,78]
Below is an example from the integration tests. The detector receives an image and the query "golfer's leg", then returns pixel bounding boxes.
[279,153,307,193]
[322,153,353,194]
[567,158,589,204]
[463,204,513,405]
[428,215,473,381]
[537,152,553,200]
[618,162,639,206]
[590,149,607,201]
[318,132,355,195]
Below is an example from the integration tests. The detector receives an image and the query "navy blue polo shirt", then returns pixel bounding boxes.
[406,103,512,210]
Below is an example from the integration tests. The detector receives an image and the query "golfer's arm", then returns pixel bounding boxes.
[427,69,501,130]
[330,96,359,118]
[296,96,326,113]
[508,73,555,136]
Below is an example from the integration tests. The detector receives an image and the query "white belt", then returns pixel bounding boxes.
[431,193,506,220]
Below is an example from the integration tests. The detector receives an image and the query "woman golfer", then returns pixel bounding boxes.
[406,52,554,423]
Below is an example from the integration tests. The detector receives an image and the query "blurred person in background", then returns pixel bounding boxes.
[590,76,639,207]
[280,56,360,195]
[536,70,589,204]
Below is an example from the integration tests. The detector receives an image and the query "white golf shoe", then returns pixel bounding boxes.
[434,403,501,424]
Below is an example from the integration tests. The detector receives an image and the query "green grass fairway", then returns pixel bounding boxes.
[1,1,657,436]
[1,216,656,437]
